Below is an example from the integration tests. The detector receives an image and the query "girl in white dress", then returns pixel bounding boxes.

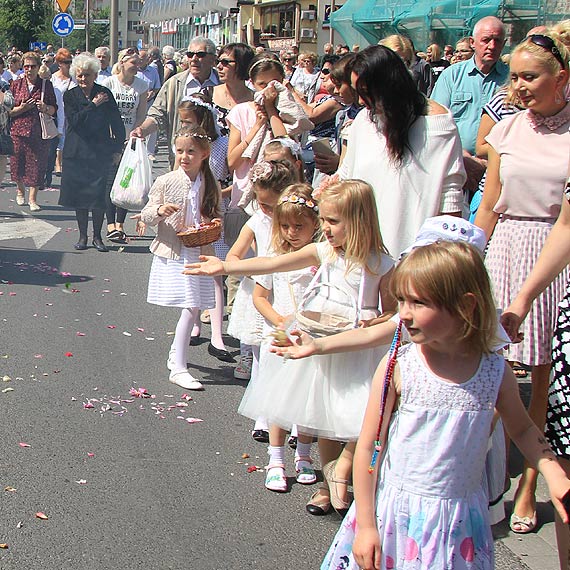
[184,179,396,515]
[225,159,298,440]
[240,183,320,492]
[322,241,570,570]
[140,126,220,391]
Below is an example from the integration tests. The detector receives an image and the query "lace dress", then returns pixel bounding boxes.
[322,343,504,570]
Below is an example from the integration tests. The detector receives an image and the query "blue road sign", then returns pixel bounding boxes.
[52,13,74,37]
[29,41,47,51]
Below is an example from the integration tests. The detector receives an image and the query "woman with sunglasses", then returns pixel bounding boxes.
[9,51,57,211]
[474,32,570,536]
[212,43,255,138]
[102,48,149,243]
[48,48,75,181]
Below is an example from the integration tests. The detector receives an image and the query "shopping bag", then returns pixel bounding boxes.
[111,137,152,210]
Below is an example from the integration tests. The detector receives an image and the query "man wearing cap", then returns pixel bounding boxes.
[131,36,219,164]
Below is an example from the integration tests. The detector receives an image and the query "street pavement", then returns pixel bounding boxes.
[0,153,560,569]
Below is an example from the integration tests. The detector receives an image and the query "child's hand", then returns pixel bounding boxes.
[263,83,279,107]
[158,203,181,217]
[352,527,382,570]
[130,214,146,236]
[270,329,316,360]
[500,307,525,344]
[183,255,224,276]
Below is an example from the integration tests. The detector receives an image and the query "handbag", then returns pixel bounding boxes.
[295,264,363,337]
[39,80,58,140]
[110,137,152,210]
[223,206,250,247]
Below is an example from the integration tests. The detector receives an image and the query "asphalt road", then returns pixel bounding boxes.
[0,156,536,569]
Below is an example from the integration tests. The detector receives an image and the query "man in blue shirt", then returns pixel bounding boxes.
[432,16,508,191]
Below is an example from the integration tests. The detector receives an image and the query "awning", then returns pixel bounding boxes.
[140,0,237,24]
[329,0,374,48]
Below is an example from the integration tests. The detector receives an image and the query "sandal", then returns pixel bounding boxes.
[295,456,317,485]
[265,464,287,492]
[109,230,127,243]
[306,485,331,516]
[509,511,537,534]
[323,460,352,516]
[512,363,528,379]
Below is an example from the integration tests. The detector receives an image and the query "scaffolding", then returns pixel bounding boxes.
[330,0,565,50]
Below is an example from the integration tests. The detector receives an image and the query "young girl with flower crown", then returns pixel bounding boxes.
[140,126,220,391]
[184,179,396,515]
[239,183,320,491]
[322,241,570,570]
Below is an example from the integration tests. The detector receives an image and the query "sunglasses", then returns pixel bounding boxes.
[216,58,235,67]
[529,34,566,69]
[454,49,473,54]
[283,57,294,62]
[125,48,138,55]
[321,68,331,75]
[23,64,37,69]
[187,51,211,59]
[61,60,72,64]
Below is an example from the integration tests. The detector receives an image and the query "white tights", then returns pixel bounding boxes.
[173,307,200,372]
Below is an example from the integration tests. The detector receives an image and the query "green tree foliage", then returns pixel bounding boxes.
[0,0,50,51]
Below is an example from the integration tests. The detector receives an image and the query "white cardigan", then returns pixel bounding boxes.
[338,109,466,259]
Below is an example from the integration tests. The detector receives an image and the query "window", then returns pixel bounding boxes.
[261,3,295,38]
[128,0,142,9]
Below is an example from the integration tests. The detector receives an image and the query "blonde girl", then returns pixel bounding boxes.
[185,180,396,515]
[239,183,320,491]
[140,126,220,391]
[323,241,570,570]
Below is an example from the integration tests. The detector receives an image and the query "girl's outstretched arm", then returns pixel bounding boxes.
[352,356,399,570]
[226,224,255,262]
[272,319,398,360]
[253,282,285,328]
[183,243,319,277]
[497,364,570,523]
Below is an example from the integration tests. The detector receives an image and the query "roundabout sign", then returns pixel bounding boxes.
[52,13,75,37]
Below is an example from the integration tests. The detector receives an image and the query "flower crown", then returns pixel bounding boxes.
[249,161,274,184]
[174,131,211,142]
[278,194,319,213]
[181,96,214,112]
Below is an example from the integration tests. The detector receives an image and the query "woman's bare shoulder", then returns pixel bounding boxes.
[427,99,449,116]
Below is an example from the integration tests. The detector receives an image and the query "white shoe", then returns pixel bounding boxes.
[16,193,25,206]
[169,370,204,390]
[234,353,253,380]
[29,202,41,212]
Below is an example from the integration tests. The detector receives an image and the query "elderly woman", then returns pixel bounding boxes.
[58,53,125,252]
[9,51,57,211]
[289,52,320,102]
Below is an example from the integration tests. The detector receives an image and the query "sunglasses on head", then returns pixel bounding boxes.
[529,34,566,69]
[187,51,211,59]
[216,57,236,67]
[125,48,138,55]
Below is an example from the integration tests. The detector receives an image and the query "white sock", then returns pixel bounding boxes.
[268,445,285,466]
[173,307,199,372]
[295,441,312,462]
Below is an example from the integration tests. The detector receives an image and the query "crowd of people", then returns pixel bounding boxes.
[5,15,570,568]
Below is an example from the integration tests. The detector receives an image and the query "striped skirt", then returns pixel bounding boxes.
[485,216,569,366]
[147,246,215,309]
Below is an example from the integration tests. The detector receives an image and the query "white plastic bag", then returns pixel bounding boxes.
[110,137,152,210]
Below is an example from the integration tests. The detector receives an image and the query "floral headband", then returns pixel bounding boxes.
[174,130,211,142]
[249,161,274,184]
[180,95,214,112]
[278,194,318,213]
[271,137,301,158]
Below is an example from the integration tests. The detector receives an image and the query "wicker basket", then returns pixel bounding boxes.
[177,220,222,247]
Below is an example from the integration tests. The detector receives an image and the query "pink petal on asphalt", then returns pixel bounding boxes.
[18,443,31,447]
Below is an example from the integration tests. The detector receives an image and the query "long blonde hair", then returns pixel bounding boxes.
[319,179,387,273]
[392,241,499,354]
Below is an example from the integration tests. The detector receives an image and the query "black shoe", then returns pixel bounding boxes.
[287,436,298,450]
[108,230,127,243]
[92,238,109,252]
[189,336,200,346]
[208,343,236,363]
[74,239,88,251]
[251,429,270,443]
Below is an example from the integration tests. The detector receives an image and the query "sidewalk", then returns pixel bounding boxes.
[494,376,560,570]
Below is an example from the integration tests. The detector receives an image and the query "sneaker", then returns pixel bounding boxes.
[16,193,25,206]
[29,202,41,212]
[265,465,287,492]
[169,370,204,390]
[234,353,253,380]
